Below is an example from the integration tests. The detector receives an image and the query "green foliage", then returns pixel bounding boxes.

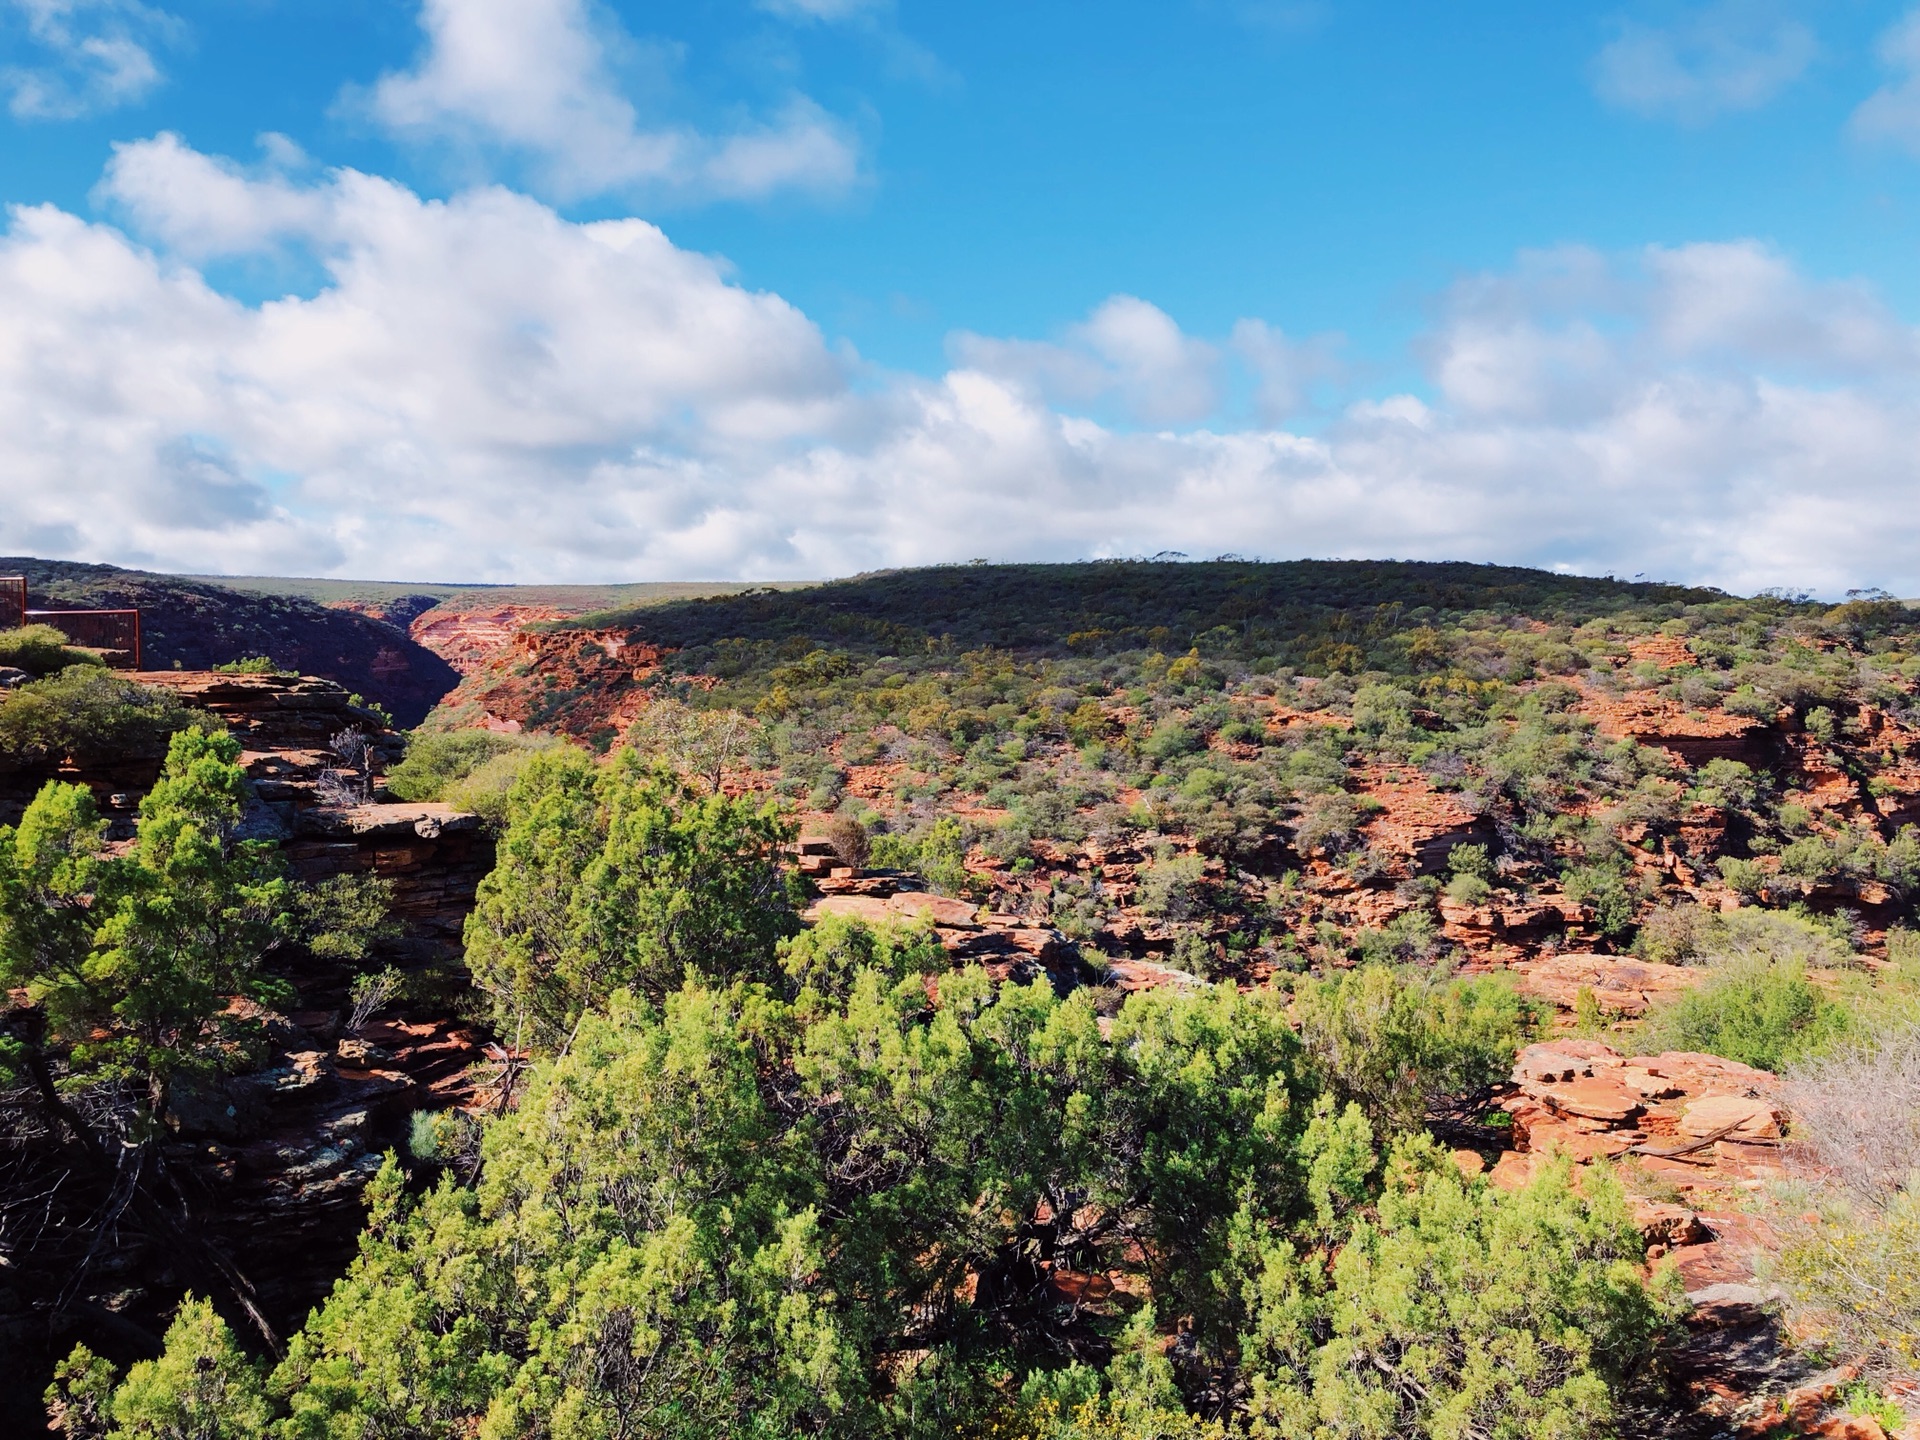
[623,696,763,791]
[1445,843,1491,881]
[1563,863,1636,940]
[463,746,803,1046]
[211,656,285,675]
[385,728,567,824]
[1692,758,1760,811]
[0,623,104,676]
[1292,966,1537,1132]
[1574,985,1606,1038]
[1352,909,1444,968]
[0,729,294,1124]
[1640,913,1855,1070]
[778,912,944,1000]
[869,816,974,897]
[1143,721,1201,762]
[0,667,208,762]
[293,872,396,964]
[1136,853,1209,920]
[1350,683,1415,738]
[68,913,1698,1440]
[1237,1147,1683,1439]
[50,1298,272,1440]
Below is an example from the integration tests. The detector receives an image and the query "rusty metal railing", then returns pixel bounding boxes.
[2,577,143,668]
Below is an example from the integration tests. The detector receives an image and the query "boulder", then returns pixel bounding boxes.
[1631,1199,1709,1247]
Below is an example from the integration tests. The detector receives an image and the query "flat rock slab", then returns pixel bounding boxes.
[1680,1095,1782,1141]
[1539,1078,1644,1123]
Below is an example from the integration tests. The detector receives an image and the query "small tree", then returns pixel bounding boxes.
[465,747,802,1047]
[1,728,391,1346]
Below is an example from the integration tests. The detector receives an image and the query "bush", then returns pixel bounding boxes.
[1775,1026,1920,1379]
[0,624,104,677]
[1444,871,1492,906]
[385,729,565,825]
[1293,792,1362,856]
[0,667,207,761]
[1136,852,1209,920]
[212,656,286,675]
[869,816,974,897]
[1238,1144,1682,1438]
[1563,863,1636,939]
[824,813,870,868]
[1447,842,1492,880]
[1144,720,1201,762]
[1293,965,1538,1131]
[1641,945,1853,1071]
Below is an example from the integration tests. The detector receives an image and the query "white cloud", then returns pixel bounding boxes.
[951,296,1223,426]
[4,137,1920,595]
[1,0,177,119]
[96,133,329,259]
[1852,8,1920,154]
[1593,3,1815,123]
[358,0,861,203]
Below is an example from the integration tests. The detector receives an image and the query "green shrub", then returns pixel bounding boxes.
[0,667,207,761]
[1293,965,1538,1131]
[1136,852,1209,920]
[1292,792,1362,856]
[1563,863,1636,939]
[1717,855,1767,900]
[1444,871,1492,906]
[1144,720,1201,762]
[1693,757,1760,810]
[1447,842,1492,880]
[0,624,104,677]
[1238,1144,1682,1439]
[1641,954,1851,1071]
[386,729,565,824]
[869,815,974,896]
[212,656,286,675]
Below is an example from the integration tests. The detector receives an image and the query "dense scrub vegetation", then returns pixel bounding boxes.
[17,559,1920,1436]
[47,752,1687,1439]
[470,562,1920,997]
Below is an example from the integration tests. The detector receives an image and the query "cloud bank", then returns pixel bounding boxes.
[6,134,1920,595]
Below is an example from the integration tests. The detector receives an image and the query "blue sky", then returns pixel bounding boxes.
[3,0,1920,590]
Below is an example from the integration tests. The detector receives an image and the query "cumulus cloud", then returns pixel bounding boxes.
[951,296,1224,426]
[1,0,178,119]
[5,136,1920,595]
[357,0,861,203]
[1852,8,1920,154]
[1592,3,1815,122]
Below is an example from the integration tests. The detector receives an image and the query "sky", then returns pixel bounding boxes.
[3,1,1920,592]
